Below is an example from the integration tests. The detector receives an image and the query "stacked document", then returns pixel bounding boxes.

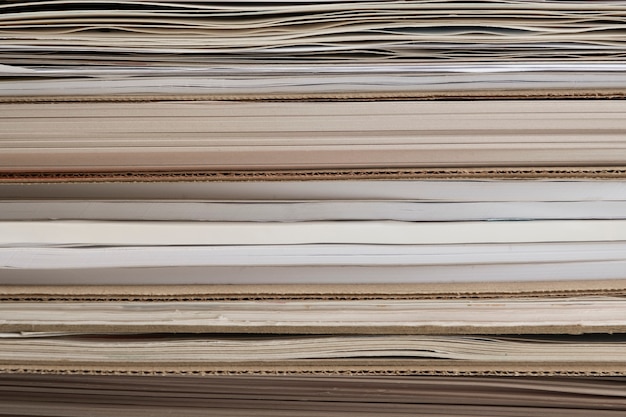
[5,0,626,63]
[3,297,626,374]
[3,0,626,97]
[4,179,626,285]
[2,178,626,376]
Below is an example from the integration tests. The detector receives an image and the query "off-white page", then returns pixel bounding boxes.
[2,220,626,246]
[3,242,626,269]
[3,200,626,221]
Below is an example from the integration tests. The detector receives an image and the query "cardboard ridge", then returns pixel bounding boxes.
[3,281,626,301]
[4,166,626,183]
[2,89,626,103]
[3,362,626,377]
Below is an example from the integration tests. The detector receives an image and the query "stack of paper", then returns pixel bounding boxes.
[3,100,626,174]
[5,0,626,63]
[2,0,626,410]
[2,178,626,376]
[3,0,626,97]
[2,179,626,285]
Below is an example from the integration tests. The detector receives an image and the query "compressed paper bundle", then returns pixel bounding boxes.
[3,0,626,97]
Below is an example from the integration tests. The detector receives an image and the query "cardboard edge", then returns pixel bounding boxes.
[2,360,626,377]
[3,280,626,301]
[3,88,626,103]
[3,166,626,183]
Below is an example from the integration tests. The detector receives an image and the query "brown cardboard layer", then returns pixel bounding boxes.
[3,280,626,301]
[3,166,626,183]
[2,360,626,377]
[2,88,626,103]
